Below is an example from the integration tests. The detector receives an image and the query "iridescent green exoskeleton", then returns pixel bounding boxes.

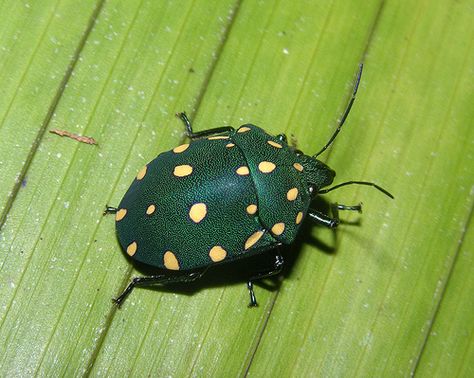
[105,65,393,307]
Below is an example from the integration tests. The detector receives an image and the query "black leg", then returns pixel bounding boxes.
[113,269,206,307]
[334,203,362,212]
[176,112,234,139]
[247,254,284,307]
[247,281,257,307]
[103,205,118,216]
[308,202,362,229]
[308,210,339,228]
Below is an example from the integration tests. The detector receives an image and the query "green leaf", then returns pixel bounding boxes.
[0,0,473,376]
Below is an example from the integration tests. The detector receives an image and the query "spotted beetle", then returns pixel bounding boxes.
[105,65,393,307]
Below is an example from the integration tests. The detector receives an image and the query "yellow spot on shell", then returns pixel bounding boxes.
[127,242,137,256]
[208,136,229,140]
[209,246,227,262]
[296,211,303,224]
[174,164,193,177]
[237,126,251,133]
[236,166,250,176]
[226,143,235,148]
[271,223,285,236]
[189,203,207,223]
[136,165,147,180]
[246,204,257,215]
[115,209,127,221]
[173,143,189,153]
[164,251,180,270]
[287,188,298,201]
[267,140,282,148]
[258,161,276,173]
[146,204,156,215]
[245,230,264,250]
[293,163,304,172]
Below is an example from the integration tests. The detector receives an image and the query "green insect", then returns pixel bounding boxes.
[104,65,393,307]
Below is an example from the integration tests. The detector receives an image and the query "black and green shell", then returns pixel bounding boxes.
[115,124,328,271]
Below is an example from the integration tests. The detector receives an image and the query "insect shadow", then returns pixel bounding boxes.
[126,196,363,300]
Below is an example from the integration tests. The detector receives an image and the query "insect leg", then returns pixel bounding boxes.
[330,202,362,221]
[247,253,284,307]
[113,269,207,307]
[247,281,257,307]
[103,205,118,215]
[308,203,362,228]
[307,210,339,228]
[176,112,234,139]
[334,203,362,212]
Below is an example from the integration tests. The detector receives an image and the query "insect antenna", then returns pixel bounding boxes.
[314,63,363,158]
[318,180,394,199]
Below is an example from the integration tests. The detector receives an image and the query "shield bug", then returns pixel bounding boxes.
[105,64,393,306]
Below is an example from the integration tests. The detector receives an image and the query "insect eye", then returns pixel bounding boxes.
[276,134,287,143]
